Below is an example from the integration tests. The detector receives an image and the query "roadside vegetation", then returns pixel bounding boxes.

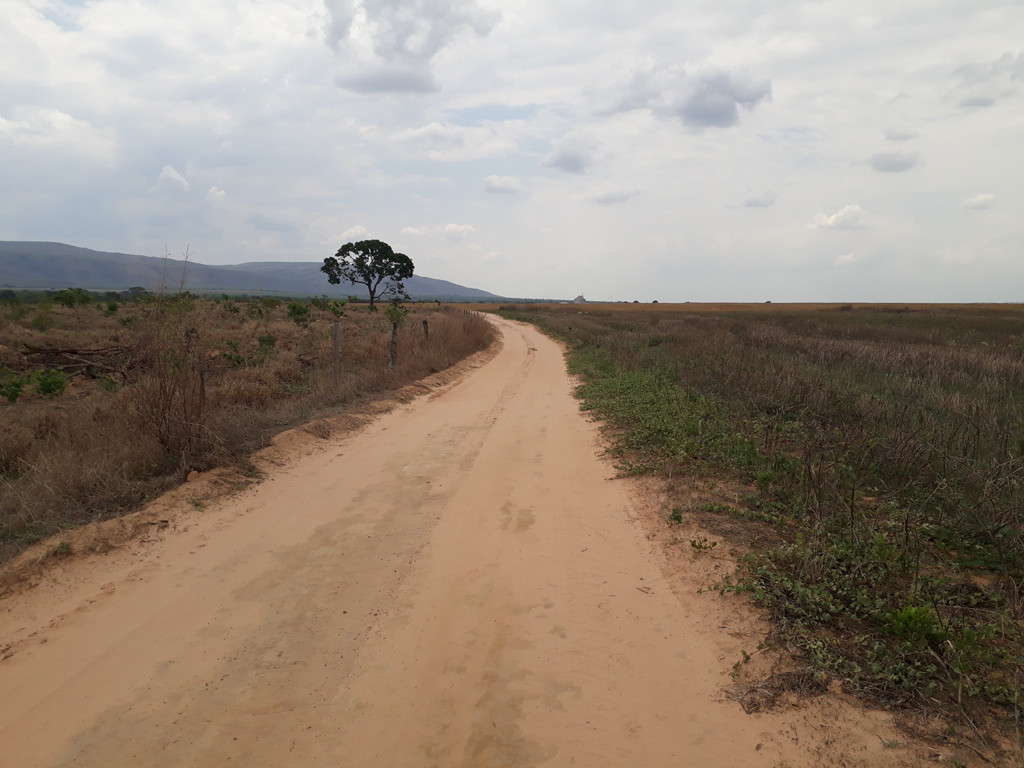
[497,302,1024,753]
[0,290,493,562]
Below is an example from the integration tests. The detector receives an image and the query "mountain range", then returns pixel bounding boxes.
[0,242,504,301]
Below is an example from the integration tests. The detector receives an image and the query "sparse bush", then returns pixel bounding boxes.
[29,312,54,332]
[53,287,92,309]
[33,369,67,398]
[500,302,1024,732]
[257,333,276,354]
[0,297,495,562]
[51,541,73,557]
[0,370,26,403]
[287,301,311,327]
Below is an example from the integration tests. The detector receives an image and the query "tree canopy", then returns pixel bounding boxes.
[320,239,414,310]
[53,287,92,308]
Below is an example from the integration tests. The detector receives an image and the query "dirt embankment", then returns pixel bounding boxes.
[0,316,971,766]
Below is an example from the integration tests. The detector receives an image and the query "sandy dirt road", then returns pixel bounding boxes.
[1,316,926,767]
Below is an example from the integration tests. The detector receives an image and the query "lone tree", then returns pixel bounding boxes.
[53,287,92,309]
[321,239,414,310]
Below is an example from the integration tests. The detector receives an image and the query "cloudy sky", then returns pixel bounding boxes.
[2,0,1022,301]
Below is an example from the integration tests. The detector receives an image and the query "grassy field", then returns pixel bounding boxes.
[0,293,493,562]
[491,301,1024,752]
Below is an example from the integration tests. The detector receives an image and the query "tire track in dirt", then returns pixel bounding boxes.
[1,316,927,767]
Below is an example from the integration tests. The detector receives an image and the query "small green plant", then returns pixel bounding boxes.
[385,299,408,325]
[730,649,752,677]
[668,507,684,524]
[888,605,943,645]
[246,296,280,321]
[311,295,348,317]
[52,541,73,557]
[287,301,311,328]
[690,537,718,550]
[33,369,67,398]
[257,334,277,353]
[223,335,276,368]
[223,340,247,367]
[30,312,54,331]
[0,371,27,403]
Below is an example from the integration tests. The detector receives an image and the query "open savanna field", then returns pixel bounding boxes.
[0,294,493,563]
[489,301,1024,754]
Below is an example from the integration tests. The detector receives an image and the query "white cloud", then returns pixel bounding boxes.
[953,50,1024,109]
[483,175,522,194]
[607,65,772,129]
[544,135,600,174]
[834,252,861,267]
[883,127,919,142]
[962,193,995,210]
[443,223,475,239]
[743,191,777,208]
[337,68,437,94]
[0,106,115,161]
[158,165,189,190]
[589,186,640,205]
[942,245,979,265]
[815,205,868,230]
[326,0,500,93]
[342,225,370,239]
[401,223,476,240]
[866,151,921,173]
[2,1,1023,302]
[393,122,515,161]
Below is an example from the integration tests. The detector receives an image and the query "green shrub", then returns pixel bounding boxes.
[33,369,67,397]
[0,371,26,403]
[287,302,311,327]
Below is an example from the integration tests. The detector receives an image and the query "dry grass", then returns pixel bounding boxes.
[0,297,493,561]
[495,301,1024,759]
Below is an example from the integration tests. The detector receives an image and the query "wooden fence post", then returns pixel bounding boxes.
[389,322,398,369]
[331,321,340,385]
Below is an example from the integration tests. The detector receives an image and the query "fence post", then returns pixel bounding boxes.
[331,321,340,385]
[389,322,398,369]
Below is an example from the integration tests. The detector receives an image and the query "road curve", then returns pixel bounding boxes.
[1,316,906,767]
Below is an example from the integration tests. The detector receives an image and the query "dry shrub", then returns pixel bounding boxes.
[0,298,495,562]
[0,423,33,475]
[210,370,276,408]
[125,306,209,465]
[0,395,169,558]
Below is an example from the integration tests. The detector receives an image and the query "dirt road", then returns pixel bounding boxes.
[1,317,925,767]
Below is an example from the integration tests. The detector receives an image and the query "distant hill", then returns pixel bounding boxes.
[0,242,504,301]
